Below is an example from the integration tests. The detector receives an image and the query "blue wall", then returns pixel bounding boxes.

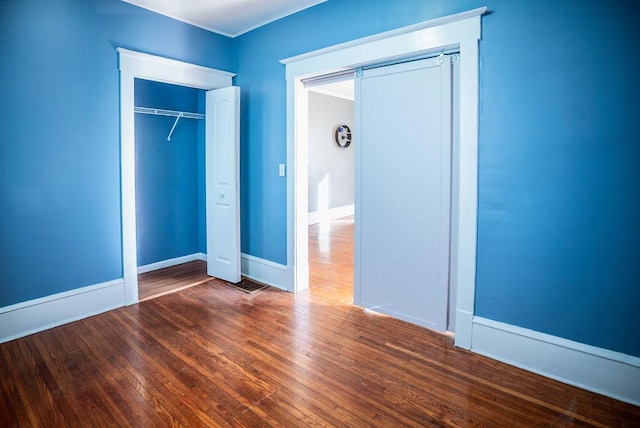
[0,0,232,306]
[134,80,205,266]
[233,0,640,357]
[474,1,640,357]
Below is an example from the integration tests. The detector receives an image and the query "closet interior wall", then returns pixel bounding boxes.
[134,79,207,270]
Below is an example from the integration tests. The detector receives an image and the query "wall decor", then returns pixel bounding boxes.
[334,124,352,148]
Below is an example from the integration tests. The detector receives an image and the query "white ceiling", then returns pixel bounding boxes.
[122,0,327,37]
[308,80,354,101]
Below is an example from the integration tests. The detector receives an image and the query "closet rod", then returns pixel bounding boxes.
[134,106,205,120]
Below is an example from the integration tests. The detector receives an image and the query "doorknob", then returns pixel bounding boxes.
[219,192,224,199]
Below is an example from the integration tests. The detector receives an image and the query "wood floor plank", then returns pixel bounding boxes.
[1,217,639,427]
[22,338,77,428]
[101,311,235,427]
[113,308,274,414]
[1,344,43,427]
[85,316,198,427]
[47,326,124,427]
[72,322,166,427]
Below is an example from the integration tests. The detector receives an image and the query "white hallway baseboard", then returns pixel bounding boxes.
[471,317,640,406]
[308,204,354,225]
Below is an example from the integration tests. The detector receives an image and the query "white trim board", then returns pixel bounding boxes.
[0,279,125,344]
[308,204,354,225]
[137,253,207,274]
[241,253,291,291]
[117,48,235,306]
[472,317,640,406]
[281,7,486,349]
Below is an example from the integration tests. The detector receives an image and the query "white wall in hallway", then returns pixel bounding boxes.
[307,91,354,217]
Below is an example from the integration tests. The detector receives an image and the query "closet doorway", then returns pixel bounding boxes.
[134,79,208,301]
[133,80,241,301]
[117,48,238,305]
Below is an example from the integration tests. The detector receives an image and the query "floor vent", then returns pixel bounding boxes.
[226,278,267,294]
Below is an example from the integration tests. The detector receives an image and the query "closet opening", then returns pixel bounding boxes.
[117,47,237,305]
[134,79,209,301]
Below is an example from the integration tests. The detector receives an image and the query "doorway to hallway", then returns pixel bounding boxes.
[299,54,459,334]
[306,78,355,303]
[282,8,483,347]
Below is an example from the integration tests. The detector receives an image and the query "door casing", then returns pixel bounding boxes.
[281,7,485,349]
[117,48,236,305]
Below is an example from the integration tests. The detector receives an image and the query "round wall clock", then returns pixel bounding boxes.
[334,125,352,148]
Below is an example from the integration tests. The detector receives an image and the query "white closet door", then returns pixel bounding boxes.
[206,86,241,283]
[354,57,452,332]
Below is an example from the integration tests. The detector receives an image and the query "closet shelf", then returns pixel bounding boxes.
[135,106,204,141]
[134,106,204,120]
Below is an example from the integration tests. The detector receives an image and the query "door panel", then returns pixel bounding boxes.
[215,205,231,262]
[355,57,452,332]
[206,87,241,283]
[215,108,232,184]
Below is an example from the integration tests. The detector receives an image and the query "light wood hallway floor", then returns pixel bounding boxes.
[1,217,638,426]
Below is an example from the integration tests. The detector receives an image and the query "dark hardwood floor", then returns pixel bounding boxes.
[1,217,638,426]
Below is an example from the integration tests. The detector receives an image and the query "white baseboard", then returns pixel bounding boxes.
[137,253,207,274]
[471,317,640,406]
[241,253,292,291]
[0,279,125,344]
[308,204,354,225]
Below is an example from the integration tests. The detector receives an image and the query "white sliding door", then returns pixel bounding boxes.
[206,87,241,283]
[355,57,452,332]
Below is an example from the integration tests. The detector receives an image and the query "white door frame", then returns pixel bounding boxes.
[280,7,486,348]
[117,48,235,305]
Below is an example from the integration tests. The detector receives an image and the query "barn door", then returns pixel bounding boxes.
[354,57,452,332]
